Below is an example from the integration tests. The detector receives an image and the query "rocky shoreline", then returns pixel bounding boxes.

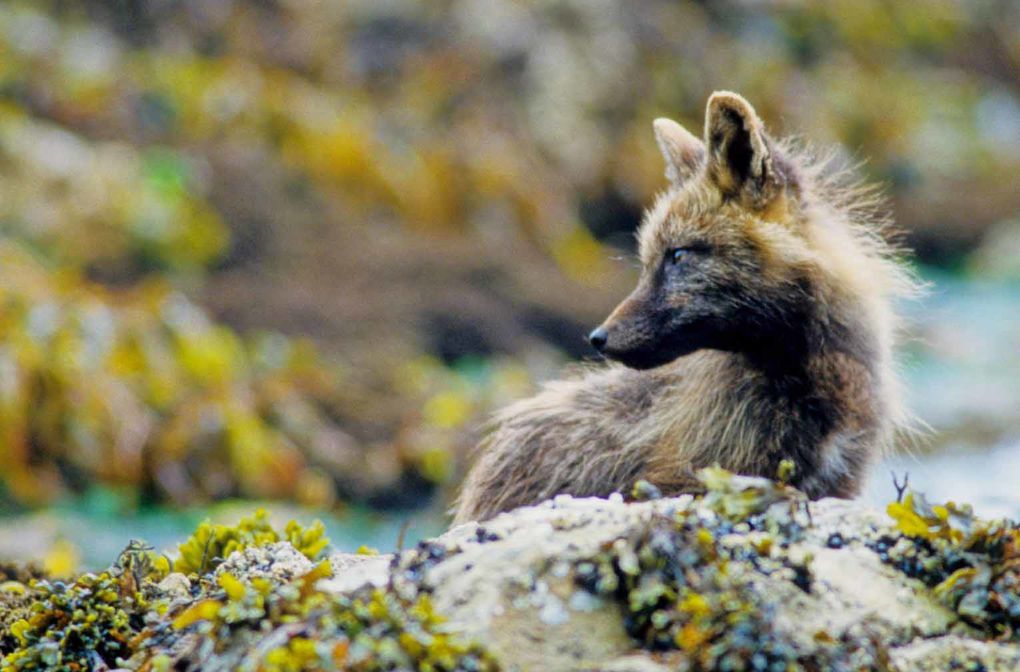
[1,470,1017,671]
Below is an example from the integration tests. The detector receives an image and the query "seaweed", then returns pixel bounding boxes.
[173,508,329,575]
[151,541,495,671]
[882,491,1019,639]
[0,542,169,671]
[575,466,1019,670]
[574,467,883,671]
[4,472,1017,671]
[0,510,496,672]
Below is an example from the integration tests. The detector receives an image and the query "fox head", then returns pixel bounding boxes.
[590,91,815,370]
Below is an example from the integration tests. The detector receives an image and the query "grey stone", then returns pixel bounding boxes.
[317,491,1017,671]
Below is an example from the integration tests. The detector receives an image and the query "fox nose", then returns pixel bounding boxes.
[588,327,608,352]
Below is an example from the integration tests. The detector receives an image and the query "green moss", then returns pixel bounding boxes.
[173,508,329,575]
[261,636,329,671]
[2,574,136,671]
[697,462,807,526]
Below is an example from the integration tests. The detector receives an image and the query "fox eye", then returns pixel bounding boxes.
[667,247,689,265]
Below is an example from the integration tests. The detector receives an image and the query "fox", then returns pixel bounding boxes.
[453,91,917,524]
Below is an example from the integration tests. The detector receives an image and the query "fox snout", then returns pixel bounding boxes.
[588,291,665,366]
[588,284,711,369]
[588,301,643,355]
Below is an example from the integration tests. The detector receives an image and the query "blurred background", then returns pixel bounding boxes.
[0,0,1018,571]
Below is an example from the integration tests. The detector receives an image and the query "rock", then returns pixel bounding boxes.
[312,478,1017,672]
[417,497,681,670]
[132,473,1017,671]
[889,635,1020,670]
[321,552,390,592]
[213,540,312,584]
[155,572,191,599]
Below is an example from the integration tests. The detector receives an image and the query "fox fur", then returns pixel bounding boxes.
[454,91,917,524]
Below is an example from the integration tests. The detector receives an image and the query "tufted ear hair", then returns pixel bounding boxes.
[653,117,705,186]
[704,91,785,207]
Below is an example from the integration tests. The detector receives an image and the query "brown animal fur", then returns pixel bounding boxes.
[454,91,917,524]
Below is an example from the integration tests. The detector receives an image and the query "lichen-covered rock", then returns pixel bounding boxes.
[1,470,1016,671]
[889,635,1020,670]
[318,474,1017,672]
[212,541,313,585]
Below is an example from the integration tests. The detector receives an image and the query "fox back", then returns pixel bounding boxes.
[454,91,916,524]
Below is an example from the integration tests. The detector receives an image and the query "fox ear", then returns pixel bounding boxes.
[704,91,784,206]
[653,118,705,186]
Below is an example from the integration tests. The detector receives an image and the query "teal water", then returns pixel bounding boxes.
[862,274,1020,520]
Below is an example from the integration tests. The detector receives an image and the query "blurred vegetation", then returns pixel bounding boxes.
[0,237,525,508]
[0,241,337,506]
[0,0,1018,510]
